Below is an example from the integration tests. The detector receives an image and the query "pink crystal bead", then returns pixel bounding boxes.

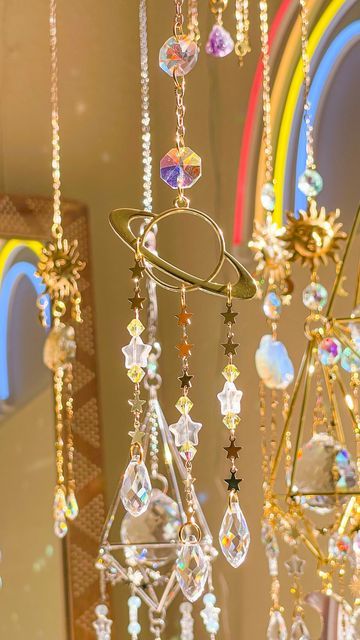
[159,35,199,76]
[160,147,201,189]
[205,25,234,58]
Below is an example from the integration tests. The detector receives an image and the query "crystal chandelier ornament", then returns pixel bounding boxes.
[37,0,85,539]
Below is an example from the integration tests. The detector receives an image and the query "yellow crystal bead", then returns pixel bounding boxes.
[222,364,240,382]
[176,395,193,415]
[223,413,240,430]
[127,318,145,337]
[127,365,145,384]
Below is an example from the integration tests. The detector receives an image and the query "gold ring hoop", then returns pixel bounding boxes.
[109,207,257,300]
[179,521,202,543]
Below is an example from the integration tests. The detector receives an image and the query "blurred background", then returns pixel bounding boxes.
[0,0,359,638]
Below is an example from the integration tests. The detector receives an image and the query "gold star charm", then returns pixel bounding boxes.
[350,574,360,599]
[221,337,239,356]
[129,261,145,280]
[225,472,242,492]
[224,442,242,460]
[176,341,193,358]
[176,309,193,326]
[128,291,145,310]
[129,430,145,445]
[221,306,238,325]
[178,372,194,389]
[128,395,146,414]
[183,476,196,490]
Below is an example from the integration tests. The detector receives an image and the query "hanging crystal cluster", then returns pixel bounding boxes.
[205,0,250,63]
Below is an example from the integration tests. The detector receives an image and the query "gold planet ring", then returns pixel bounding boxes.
[109,207,257,300]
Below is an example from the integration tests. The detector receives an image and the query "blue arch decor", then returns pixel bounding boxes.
[295,21,360,213]
[0,261,50,401]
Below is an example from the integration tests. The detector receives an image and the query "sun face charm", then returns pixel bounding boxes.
[284,199,347,270]
[249,216,292,294]
[37,237,85,300]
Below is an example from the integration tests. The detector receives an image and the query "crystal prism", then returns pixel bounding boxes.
[205,24,234,58]
[66,490,79,521]
[255,335,294,390]
[302,282,328,311]
[263,292,282,320]
[219,499,250,568]
[318,337,342,366]
[176,537,209,602]
[54,513,68,539]
[298,168,323,197]
[290,615,310,640]
[267,611,287,640]
[160,147,201,189]
[121,459,151,517]
[159,35,199,76]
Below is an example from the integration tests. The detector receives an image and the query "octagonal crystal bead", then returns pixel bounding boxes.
[160,147,201,190]
[159,35,199,76]
[298,168,323,197]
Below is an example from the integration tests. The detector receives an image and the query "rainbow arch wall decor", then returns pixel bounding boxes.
[233,0,358,245]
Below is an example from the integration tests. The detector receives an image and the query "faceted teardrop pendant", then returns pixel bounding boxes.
[176,537,208,602]
[121,459,152,517]
[267,611,287,640]
[54,487,68,538]
[54,513,68,539]
[219,498,250,568]
[290,615,310,640]
[66,490,79,521]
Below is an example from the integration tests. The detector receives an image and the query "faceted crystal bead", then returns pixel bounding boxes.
[318,337,342,366]
[160,147,201,189]
[54,487,67,515]
[127,364,145,384]
[169,414,202,446]
[54,514,68,539]
[66,490,79,521]
[222,413,240,430]
[205,24,234,58]
[127,318,145,337]
[159,35,199,76]
[302,282,328,311]
[261,182,276,212]
[263,292,282,320]
[267,611,287,640]
[222,363,240,383]
[180,442,197,462]
[255,335,294,390]
[217,381,242,415]
[121,459,151,517]
[341,346,360,372]
[43,323,76,371]
[219,499,250,568]
[290,616,310,640]
[122,336,151,369]
[328,533,351,560]
[176,536,209,602]
[298,168,323,197]
[176,395,194,415]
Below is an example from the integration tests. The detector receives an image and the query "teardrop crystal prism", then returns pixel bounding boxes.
[267,611,287,640]
[290,615,310,639]
[176,537,209,602]
[219,498,250,568]
[120,459,152,517]
[66,490,79,521]
[54,513,68,539]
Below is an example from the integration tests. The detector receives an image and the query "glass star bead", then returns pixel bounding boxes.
[341,346,360,372]
[122,336,152,369]
[318,337,342,366]
[298,168,323,197]
[223,413,240,430]
[222,363,240,383]
[169,415,202,447]
[263,292,282,320]
[260,181,276,212]
[180,441,197,462]
[127,364,145,384]
[127,318,145,337]
[176,395,194,415]
[205,24,234,58]
[217,381,242,415]
[160,147,201,190]
[303,282,328,311]
[159,35,199,76]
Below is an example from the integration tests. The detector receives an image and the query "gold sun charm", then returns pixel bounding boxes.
[284,199,346,270]
[249,216,293,293]
[37,237,85,300]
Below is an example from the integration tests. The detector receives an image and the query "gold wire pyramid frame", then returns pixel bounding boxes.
[269,205,360,564]
[98,397,213,613]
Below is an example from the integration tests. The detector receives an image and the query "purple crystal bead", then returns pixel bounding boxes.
[159,35,199,77]
[160,147,201,189]
[205,25,234,58]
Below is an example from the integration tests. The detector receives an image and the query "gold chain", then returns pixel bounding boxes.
[173,0,189,208]
[299,0,315,170]
[235,0,251,65]
[187,0,200,44]
[49,0,63,238]
[174,0,185,37]
[259,0,273,183]
[64,363,75,492]
[54,366,65,489]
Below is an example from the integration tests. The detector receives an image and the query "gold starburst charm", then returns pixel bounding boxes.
[249,216,292,294]
[38,237,85,300]
[284,199,347,270]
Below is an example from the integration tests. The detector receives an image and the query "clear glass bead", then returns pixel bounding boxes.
[176,396,194,415]
[263,292,282,319]
[318,337,342,366]
[127,318,145,337]
[298,169,323,197]
[222,364,240,383]
[302,282,328,311]
[160,147,201,189]
[120,459,152,517]
[261,182,276,212]
[159,35,199,76]
[127,364,145,383]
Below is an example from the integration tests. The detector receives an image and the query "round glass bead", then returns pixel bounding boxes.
[298,169,323,197]
[128,622,141,635]
[260,182,275,212]
[160,147,201,190]
[263,291,282,319]
[203,593,216,605]
[159,35,199,76]
[341,346,360,372]
[318,337,342,366]
[128,596,141,608]
[302,282,328,311]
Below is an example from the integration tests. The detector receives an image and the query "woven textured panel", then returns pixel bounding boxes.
[0,194,107,639]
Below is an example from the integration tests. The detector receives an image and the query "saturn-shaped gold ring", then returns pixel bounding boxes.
[109,207,256,300]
